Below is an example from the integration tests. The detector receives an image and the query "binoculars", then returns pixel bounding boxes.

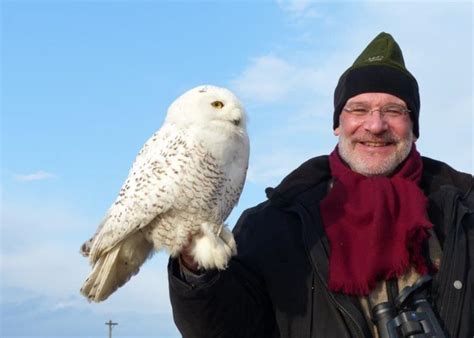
[371,275,446,338]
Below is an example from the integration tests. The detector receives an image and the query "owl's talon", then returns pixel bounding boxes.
[190,223,237,270]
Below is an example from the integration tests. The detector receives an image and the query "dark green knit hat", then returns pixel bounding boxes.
[333,32,420,137]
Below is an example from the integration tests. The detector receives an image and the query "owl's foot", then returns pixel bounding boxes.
[190,222,237,270]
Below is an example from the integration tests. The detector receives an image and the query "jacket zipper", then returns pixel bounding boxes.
[313,262,366,338]
[291,203,367,338]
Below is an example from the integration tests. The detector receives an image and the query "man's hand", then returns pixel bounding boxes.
[179,224,237,272]
[180,243,200,272]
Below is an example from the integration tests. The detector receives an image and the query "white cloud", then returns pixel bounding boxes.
[1,245,89,298]
[276,0,322,23]
[276,0,312,13]
[231,55,297,103]
[231,55,333,104]
[1,198,92,252]
[13,170,55,182]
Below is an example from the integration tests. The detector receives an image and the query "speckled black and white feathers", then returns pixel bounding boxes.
[80,85,249,302]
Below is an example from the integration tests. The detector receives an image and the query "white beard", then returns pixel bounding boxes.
[338,132,415,177]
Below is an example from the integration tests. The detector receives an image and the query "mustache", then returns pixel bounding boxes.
[352,133,400,143]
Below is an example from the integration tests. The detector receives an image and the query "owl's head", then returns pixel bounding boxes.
[165,85,247,134]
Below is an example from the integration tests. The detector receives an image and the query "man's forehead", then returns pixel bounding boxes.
[346,92,407,105]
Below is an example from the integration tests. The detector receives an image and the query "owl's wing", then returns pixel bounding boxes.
[88,125,193,264]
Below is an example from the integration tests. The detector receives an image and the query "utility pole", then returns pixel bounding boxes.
[105,320,118,338]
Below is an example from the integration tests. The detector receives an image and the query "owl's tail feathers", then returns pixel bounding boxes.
[80,231,154,302]
[190,223,237,271]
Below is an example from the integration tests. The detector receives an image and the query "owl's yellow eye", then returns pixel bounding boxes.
[211,101,224,109]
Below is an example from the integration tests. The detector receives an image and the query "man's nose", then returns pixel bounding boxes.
[362,110,389,134]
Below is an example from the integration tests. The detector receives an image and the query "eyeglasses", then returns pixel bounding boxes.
[343,104,411,120]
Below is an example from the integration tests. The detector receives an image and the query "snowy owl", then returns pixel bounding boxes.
[80,85,249,302]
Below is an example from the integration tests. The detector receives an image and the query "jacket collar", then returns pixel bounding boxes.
[420,157,473,200]
[265,155,330,207]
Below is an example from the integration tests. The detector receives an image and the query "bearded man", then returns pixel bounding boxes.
[168,32,473,338]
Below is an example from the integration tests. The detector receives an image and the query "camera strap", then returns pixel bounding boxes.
[394,274,432,309]
[386,278,399,306]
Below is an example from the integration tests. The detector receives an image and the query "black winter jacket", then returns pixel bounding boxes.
[169,156,473,338]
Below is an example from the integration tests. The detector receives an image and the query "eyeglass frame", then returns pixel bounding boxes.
[342,104,411,120]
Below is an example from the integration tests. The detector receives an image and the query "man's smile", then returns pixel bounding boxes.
[359,141,393,147]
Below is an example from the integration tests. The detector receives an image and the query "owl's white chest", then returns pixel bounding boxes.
[143,125,249,254]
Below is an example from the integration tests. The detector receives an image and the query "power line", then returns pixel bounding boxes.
[105,319,118,338]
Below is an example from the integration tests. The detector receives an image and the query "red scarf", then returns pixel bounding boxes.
[320,145,432,296]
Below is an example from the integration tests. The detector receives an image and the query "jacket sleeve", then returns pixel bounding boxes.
[429,177,474,338]
[168,204,276,338]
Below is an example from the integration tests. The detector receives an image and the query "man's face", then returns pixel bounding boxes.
[335,92,416,176]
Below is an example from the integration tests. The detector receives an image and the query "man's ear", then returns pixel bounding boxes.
[334,127,340,136]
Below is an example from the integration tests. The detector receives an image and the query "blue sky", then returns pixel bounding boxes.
[1,1,472,337]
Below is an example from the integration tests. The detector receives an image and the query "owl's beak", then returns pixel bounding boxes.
[232,118,241,126]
